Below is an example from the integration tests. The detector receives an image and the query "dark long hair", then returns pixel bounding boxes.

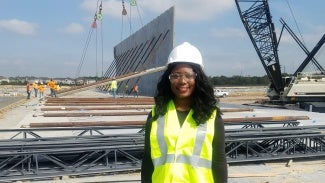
[153,63,219,125]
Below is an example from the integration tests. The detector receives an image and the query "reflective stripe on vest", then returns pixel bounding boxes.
[150,100,216,171]
[152,116,211,168]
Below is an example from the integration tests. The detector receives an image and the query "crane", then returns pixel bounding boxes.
[235,0,325,106]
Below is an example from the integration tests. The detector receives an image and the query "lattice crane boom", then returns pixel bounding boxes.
[235,0,284,94]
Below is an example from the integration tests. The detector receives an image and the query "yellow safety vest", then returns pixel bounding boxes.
[33,83,39,89]
[150,100,216,183]
[38,85,45,92]
[110,80,117,89]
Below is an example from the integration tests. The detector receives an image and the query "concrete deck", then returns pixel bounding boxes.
[1,88,325,182]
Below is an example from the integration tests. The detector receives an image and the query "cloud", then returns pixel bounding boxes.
[0,59,10,66]
[63,61,78,67]
[209,27,246,38]
[140,0,234,21]
[0,58,27,67]
[0,19,38,35]
[80,0,121,18]
[0,58,28,76]
[80,0,234,22]
[58,23,84,34]
[274,25,325,47]
[297,25,325,45]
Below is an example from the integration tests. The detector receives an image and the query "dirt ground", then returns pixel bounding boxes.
[218,91,269,105]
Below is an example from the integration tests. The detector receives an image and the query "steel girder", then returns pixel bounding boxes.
[0,129,144,181]
[1,126,325,181]
[0,127,143,181]
[225,120,300,128]
[226,126,325,163]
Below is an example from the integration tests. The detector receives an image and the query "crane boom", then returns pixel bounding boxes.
[235,0,325,106]
[293,34,325,76]
[279,18,325,74]
[235,0,284,94]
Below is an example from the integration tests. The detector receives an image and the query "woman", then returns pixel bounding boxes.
[141,42,227,183]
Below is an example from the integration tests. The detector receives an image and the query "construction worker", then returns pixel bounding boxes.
[54,84,60,92]
[38,82,45,99]
[141,42,228,182]
[32,81,39,97]
[110,79,117,98]
[26,81,31,99]
[47,79,56,97]
[132,84,139,98]
[123,84,129,97]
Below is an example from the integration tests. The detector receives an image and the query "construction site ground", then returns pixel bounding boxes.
[1,85,325,183]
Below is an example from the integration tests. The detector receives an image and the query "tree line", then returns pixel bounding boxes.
[1,75,270,86]
[209,75,269,86]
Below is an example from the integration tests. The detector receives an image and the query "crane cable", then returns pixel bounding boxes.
[285,0,306,47]
[121,0,127,40]
[75,25,94,78]
[98,1,104,78]
[100,4,104,78]
[120,0,143,41]
[285,0,323,72]
[134,1,143,27]
[121,0,133,40]
[95,0,104,79]
[75,0,103,79]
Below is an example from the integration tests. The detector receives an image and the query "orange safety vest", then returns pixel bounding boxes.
[47,81,55,89]
[38,84,45,92]
[33,83,39,89]
[133,85,139,92]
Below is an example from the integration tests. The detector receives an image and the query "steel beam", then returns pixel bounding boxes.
[28,115,308,128]
[1,125,325,182]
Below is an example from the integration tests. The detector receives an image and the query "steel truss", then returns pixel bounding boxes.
[226,125,325,163]
[0,127,143,181]
[226,120,300,128]
[1,125,325,181]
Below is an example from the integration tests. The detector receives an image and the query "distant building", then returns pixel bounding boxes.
[61,79,75,85]
[0,76,10,84]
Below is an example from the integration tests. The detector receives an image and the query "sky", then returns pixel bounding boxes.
[0,0,324,78]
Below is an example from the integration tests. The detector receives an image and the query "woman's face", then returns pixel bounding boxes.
[169,63,196,99]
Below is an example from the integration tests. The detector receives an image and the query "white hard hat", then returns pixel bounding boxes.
[167,42,203,68]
